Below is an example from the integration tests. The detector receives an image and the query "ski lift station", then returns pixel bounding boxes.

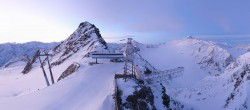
[90,53,125,63]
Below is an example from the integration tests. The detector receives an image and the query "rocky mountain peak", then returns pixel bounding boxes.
[51,21,108,66]
[22,22,109,73]
[78,21,92,28]
[53,22,107,53]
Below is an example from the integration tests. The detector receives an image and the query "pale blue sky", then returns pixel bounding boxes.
[0,0,250,44]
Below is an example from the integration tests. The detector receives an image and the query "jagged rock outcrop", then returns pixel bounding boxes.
[51,22,108,66]
[21,21,108,74]
[22,50,41,74]
[57,63,80,81]
[222,52,250,108]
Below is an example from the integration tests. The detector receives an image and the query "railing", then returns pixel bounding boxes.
[113,79,119,110]
[114,74,135,79]
[144,67,184,80]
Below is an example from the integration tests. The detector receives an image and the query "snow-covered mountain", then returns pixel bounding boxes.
[22,21,108,74]
[169,38,234,75]
[0,42,58,68]
[137,38,234,78]
[1,22,250,110]
[115,37,250,110]
[4,55,29,68]
[0,21,114,110]
[51,21,108,66]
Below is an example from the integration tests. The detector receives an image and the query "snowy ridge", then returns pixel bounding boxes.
[0,21,118,110]
[4,55,29,68]
[168,52,250,110]
[122,38,250,109]
[223,52,250,109]
[170,38,234,75]
[51,22,108,66]
[235,43,250,54]
[0,42,58,67]
[2,22,250,110]
[22,22,109,74]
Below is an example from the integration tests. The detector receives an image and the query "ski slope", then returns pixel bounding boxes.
[1,21,250,110]
[0,60,124,110]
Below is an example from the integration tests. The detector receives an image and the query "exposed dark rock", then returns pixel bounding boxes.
[123,86,156,110]
[115,87,123,110]
[160,83,171,109]
[57,63,80,81]
[51,22,108,66]
[224,55,234,67]
[224,64,250,108]
[21,50,40,74]
[144,67,152,75]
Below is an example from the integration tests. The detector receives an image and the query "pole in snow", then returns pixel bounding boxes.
[38,56,50,86]
[46,55,54,84]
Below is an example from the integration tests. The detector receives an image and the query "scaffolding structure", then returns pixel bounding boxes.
[124,38,136,81]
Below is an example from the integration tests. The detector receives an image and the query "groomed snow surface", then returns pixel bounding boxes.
[0,58,124,110]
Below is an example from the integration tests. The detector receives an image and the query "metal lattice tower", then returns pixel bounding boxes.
[124,38,136,81]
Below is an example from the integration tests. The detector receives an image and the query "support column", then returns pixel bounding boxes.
[38,56,50,86]
[47,55,54,84]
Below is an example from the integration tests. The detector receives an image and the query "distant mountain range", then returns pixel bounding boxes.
[1,21,250,110]
[0,41,58,67]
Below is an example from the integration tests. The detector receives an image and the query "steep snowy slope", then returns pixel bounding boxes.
[2,21,250,110]
[235,43,250,54]
[213,42,248,60]
[51,22,108,66]
[0,42,58,67]
[22,22,108,74]
[222,52,250,109]
[128,38,250,110]
[0,21,121,110]
[112,38,237,110]
[170,38,233,74]
[164,51,250,110]
[0,60,124,110]
[137,38,233,86]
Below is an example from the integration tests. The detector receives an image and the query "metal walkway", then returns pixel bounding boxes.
[144,67,184,80]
